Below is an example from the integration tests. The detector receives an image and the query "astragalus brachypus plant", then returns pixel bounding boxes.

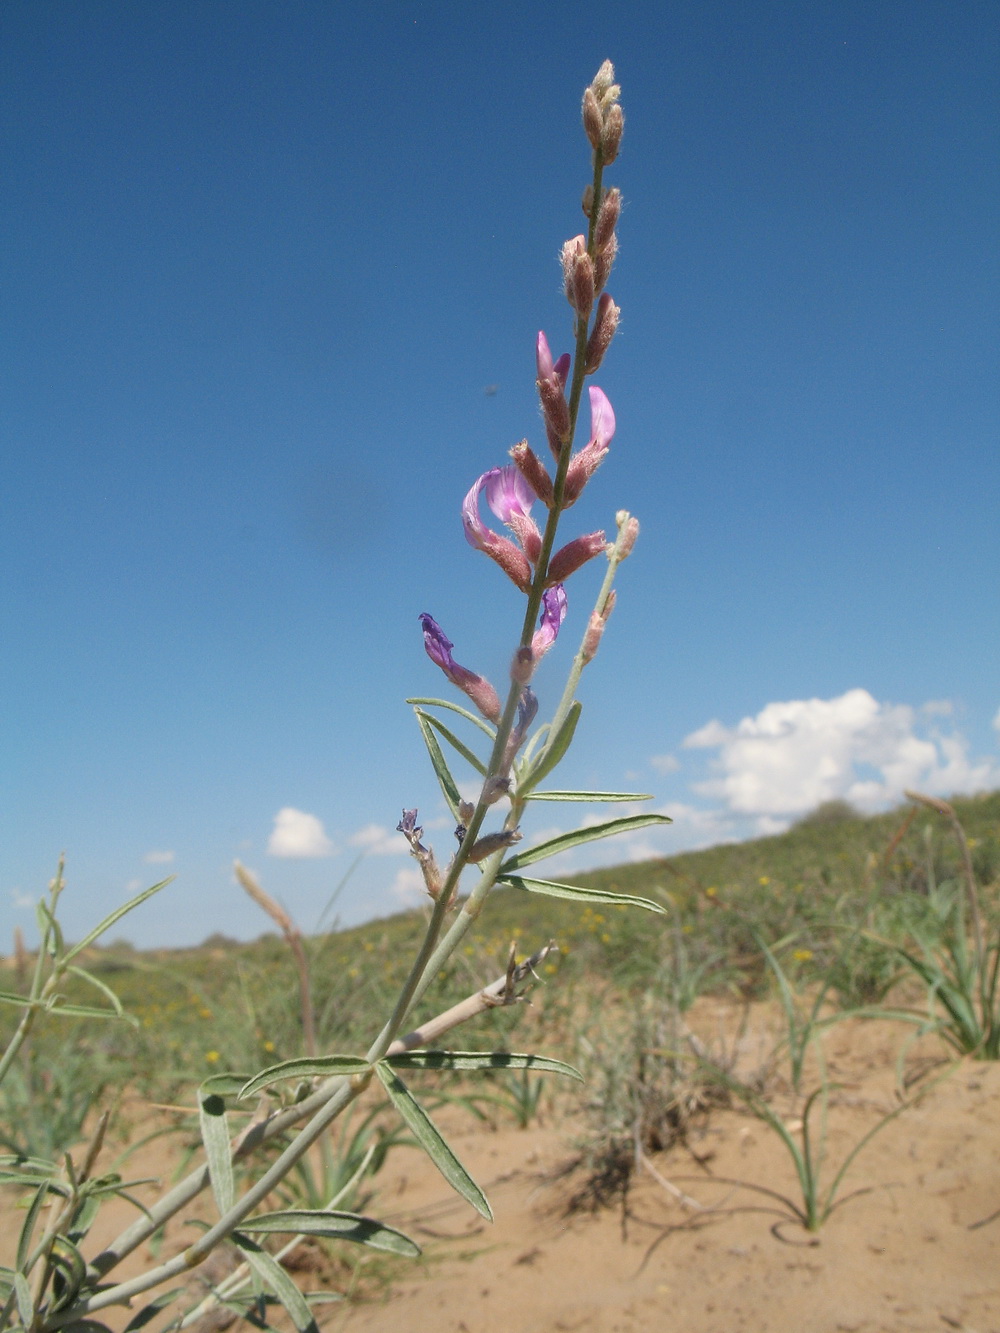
[1,63,671,1333]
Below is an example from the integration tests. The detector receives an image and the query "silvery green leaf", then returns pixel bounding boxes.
[239,1056,370,1101]
[374,1063,492,1220]
[231,1235,318,1333]
[0,990,35,1009]
[240,1209,420,1257]
[14,1274,34,1328]
[387,1050,583,1081]
[499,813,671,872]
[63,878,173,963]
[500,874,666,914]
[415,709,487,776]
[405,697,497,741]
[523,790,653,802]
[65,965,130,1018]
[198,1084,234,1218]
[415,713,462,820]
[200,1072,256,1099]
[519,701,581,793]
[17,1182,49,1267]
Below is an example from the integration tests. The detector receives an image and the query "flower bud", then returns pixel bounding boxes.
[467,830,522,864]
[510,441,554,507]
[582,86,603,150]
[582,590,616,664]
[571,250,595,317]
[616,513,639,559]
[602,104,624,165]
[510,645,535,685]
[595,188,621,252]
[537,373,570,444]
[561,235,586,304]
[594,232,618,293]
[481,775,511,806]
[590,60,616,101]
[547,531,607,584]
[581,183,594,217]
[585,293,620,373]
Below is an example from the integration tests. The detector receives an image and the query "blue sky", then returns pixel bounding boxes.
[3,1,998,949]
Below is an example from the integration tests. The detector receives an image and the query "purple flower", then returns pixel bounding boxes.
[462,467,539,587]
[531,584,567,657]
[420,613,502,722]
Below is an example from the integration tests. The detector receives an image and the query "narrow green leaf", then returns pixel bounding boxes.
[65,965,128,1017]
[519,701,581,793]
[374,1064,492,1220]
[415,709,487,776]
[42,1001,137,1022]
[231,1234,319,1333]
[499,813,672,872]
[0,990,35,1010]
[387,1050,583,1081]
[17,1182,49,1268]
[523,789,653,802]
[415,713,462,820]
[405,697,497,741]
[240,1209,420,1257]
[200,1072,256,1099]
[14,1274,34,1328]
[239,1056,370,1101]
[63,878,173,963]
[198,1085,235,1218]
[500,874,666,914]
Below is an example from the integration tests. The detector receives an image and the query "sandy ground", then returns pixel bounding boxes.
[4,1008,999,1333]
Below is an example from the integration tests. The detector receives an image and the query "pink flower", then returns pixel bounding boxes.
[462,466,541,586]
[564,386,616,506]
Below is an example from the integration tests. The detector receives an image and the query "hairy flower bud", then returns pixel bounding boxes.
[616,513,640,559]
[582,591,616,664]
[595,188,621,252]
[510,440,555,507]
[585,292,620,373]
[571,249,595,317]
[582,183,594,217]
[602,104,624,165]
[510,644,535,685]
[467,830,522,864]
[560,235,587,305]
[594,232,618,294]
[582,86,603,150]
[547,530,607,584]
[590,60,616,101]
[538,373,570,446]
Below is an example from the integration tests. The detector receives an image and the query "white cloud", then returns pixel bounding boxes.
[684,688,1000,818]
[993,707,1000,734]
[267,808,336,858]
[650,753,681,775]
[348,823,405,856]
[390,866,426,907]
[143,849,175,865]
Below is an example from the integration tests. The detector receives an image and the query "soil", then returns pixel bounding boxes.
[4,1005,999,1333]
